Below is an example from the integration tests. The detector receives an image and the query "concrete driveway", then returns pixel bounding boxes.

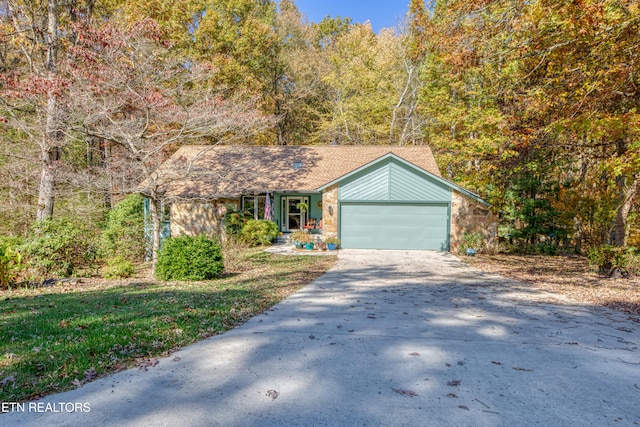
[3,250,640,426]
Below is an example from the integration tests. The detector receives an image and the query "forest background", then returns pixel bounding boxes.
[1,0,639,281]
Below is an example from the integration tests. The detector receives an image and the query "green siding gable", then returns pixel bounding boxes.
[339,157,451,202]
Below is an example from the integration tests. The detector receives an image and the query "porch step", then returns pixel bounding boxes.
[277,234,292,244]
[276,233,322,244]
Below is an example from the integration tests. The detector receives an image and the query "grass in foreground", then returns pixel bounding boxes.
[0,248,336,403]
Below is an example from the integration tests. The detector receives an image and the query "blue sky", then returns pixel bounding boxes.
[294,0,410,33]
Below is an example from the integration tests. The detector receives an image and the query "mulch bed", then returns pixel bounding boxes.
[462,253,640,319]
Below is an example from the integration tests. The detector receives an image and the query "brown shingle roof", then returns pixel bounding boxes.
[150,145,442,199]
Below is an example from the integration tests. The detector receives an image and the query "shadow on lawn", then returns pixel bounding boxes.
[2,251,639,426]
[0,253,335,403]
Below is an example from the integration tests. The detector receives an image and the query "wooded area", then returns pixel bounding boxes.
[0,0,638,269]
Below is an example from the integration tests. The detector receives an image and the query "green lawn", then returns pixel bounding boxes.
[0,248,336,402]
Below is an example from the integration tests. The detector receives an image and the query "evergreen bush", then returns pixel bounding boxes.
[0,236,24,288]
[22,218,98,278]
[588,245,639,278]
[101,194,145,261]
[155,235,223,281]
[103,256,136,279]
[239,220,278,246]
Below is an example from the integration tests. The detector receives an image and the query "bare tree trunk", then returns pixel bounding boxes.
[36,143,60,221]
[148,195,163,274]
[37,0,60,221]
[573,217,583,254]
[390,65,414,145]
[614,174,638,247]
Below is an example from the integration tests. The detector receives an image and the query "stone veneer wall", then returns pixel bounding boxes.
[321,184,339,238]
[450,191,498,252]
[170,199,239,239]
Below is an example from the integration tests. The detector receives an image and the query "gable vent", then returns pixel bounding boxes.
[292,162,303,169]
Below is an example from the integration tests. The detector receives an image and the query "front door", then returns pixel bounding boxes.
[282,196,308,232]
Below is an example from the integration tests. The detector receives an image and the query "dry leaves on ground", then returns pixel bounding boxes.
[392,388,418,397]
[463,254,640,318]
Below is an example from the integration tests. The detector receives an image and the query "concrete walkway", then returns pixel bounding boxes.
[3,250,639,426]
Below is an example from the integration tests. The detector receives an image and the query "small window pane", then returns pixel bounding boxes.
[242,196,255,216]
[289,199,300,214]
[257,196,266,220]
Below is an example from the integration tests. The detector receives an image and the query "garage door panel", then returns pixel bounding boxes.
[340,203,449,250]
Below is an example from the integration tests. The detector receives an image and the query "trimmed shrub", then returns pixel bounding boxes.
[239,220,278,246]
[100,194,145,261]
[155,235,223,281]
[0,236,24,288]
[22,218,98,278]
[103,256,136,279]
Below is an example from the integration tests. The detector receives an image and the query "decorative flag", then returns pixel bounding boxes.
[264,193,272,220]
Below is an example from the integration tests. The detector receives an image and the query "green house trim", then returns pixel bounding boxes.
[317,153,488,206]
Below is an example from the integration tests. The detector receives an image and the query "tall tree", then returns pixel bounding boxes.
[269,0,324,144]
[318,23,414,145]
[66,19,271,268]
[421,0,639,247]
[1,0,96,221]
[514,0,640,246]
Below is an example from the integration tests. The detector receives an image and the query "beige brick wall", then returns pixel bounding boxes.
[450,191,498,252]
[321,184,339,238]
[170,199,239,239]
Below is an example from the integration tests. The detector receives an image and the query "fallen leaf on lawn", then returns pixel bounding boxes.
[447,380,461,386]
[84,368,97,381]
[266,389,279,400]
[58,320,69,328]
[512,367,533,372]
[409,352,420,356]
[1,375,16,387]
[72,378,83,388]
[112,363,127,372]
[392,388,418,397]
[136,357,159,371]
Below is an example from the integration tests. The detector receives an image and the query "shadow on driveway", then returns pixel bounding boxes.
[3,250,639,426]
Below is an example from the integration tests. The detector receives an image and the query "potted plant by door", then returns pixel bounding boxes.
[325,237,340,251]
[291,230,312,249]
[296,202,309,213]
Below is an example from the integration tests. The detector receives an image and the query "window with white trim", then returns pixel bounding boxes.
[242,195,266,219]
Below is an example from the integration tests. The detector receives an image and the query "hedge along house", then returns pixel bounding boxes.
[146,145,497,251]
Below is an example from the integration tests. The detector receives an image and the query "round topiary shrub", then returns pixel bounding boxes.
[239,220,278,246]
[155,235,223,281]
